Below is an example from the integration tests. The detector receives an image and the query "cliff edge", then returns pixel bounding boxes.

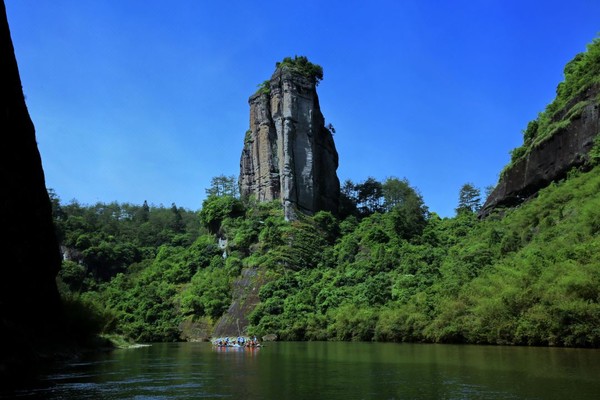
[481,39,600,216]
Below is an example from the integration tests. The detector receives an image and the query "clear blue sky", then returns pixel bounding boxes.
[5,0,600,217]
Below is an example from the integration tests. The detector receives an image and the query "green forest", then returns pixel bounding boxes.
[54,38,600,348]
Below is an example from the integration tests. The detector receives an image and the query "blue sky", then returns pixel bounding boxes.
[5,0,600,217]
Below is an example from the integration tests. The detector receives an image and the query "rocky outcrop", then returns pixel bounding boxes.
[1,0,62,380]
[212,268,271,338]
[239,66,340,220]
[481,85,600,215]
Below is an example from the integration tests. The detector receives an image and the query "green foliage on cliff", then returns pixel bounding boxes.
[256,80,271,95]
[199,195,244,234]
[276,55,324,84]
[507,36,600,167]
[254,56,324,95]
[589,134,600,165]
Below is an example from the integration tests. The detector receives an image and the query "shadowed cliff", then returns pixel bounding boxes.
[0,0,63,381]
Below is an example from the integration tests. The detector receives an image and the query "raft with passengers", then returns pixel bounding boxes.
[212,336,261,348]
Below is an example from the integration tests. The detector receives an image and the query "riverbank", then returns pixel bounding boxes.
[0,329,135,391]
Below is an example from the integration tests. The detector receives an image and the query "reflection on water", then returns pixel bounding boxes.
[3,342,600,399]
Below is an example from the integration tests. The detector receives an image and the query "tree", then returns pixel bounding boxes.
[456,183,481,214]
[339,179,359,219]
[48,188,66,242]
[170,203,185,233]
[47,188,64,219]
[382,177,417,211]
[356,177,384,216]
[199,196,245,234]
[383,178,428,240]
[205,175,239,198]
[326,123,336,134]
[135,200,150,223]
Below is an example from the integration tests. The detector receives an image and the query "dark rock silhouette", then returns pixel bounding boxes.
[0,0,62,381]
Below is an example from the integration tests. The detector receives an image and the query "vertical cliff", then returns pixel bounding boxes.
[1,0,62,379]
[239,58,340,220]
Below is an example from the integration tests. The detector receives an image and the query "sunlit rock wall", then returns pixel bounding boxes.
[239,67,340,220]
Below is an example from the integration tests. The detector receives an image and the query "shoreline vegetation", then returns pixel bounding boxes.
[99,334,150,349]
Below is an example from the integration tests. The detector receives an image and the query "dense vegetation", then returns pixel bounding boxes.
[55,39,600,347]
[54,167,600,347]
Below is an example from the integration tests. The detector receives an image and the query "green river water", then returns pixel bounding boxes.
[5,342,600,399]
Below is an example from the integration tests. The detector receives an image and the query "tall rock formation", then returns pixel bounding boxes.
[239,59,340,220]
[1,0,62,379]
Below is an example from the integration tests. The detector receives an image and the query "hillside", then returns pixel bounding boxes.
[50,166,600,346]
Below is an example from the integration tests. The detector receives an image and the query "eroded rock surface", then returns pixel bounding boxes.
[239,67,340,220]
[212,268,269,338]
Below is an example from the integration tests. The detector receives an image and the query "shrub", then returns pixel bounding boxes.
[276,55,324,84]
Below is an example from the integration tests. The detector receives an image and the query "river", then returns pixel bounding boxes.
[5,342,600,399]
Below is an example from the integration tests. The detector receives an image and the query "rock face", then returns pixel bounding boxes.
[239,66,340,220]
[212,268,270,338]
[481,85,600,215]
[1,0,62,377]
